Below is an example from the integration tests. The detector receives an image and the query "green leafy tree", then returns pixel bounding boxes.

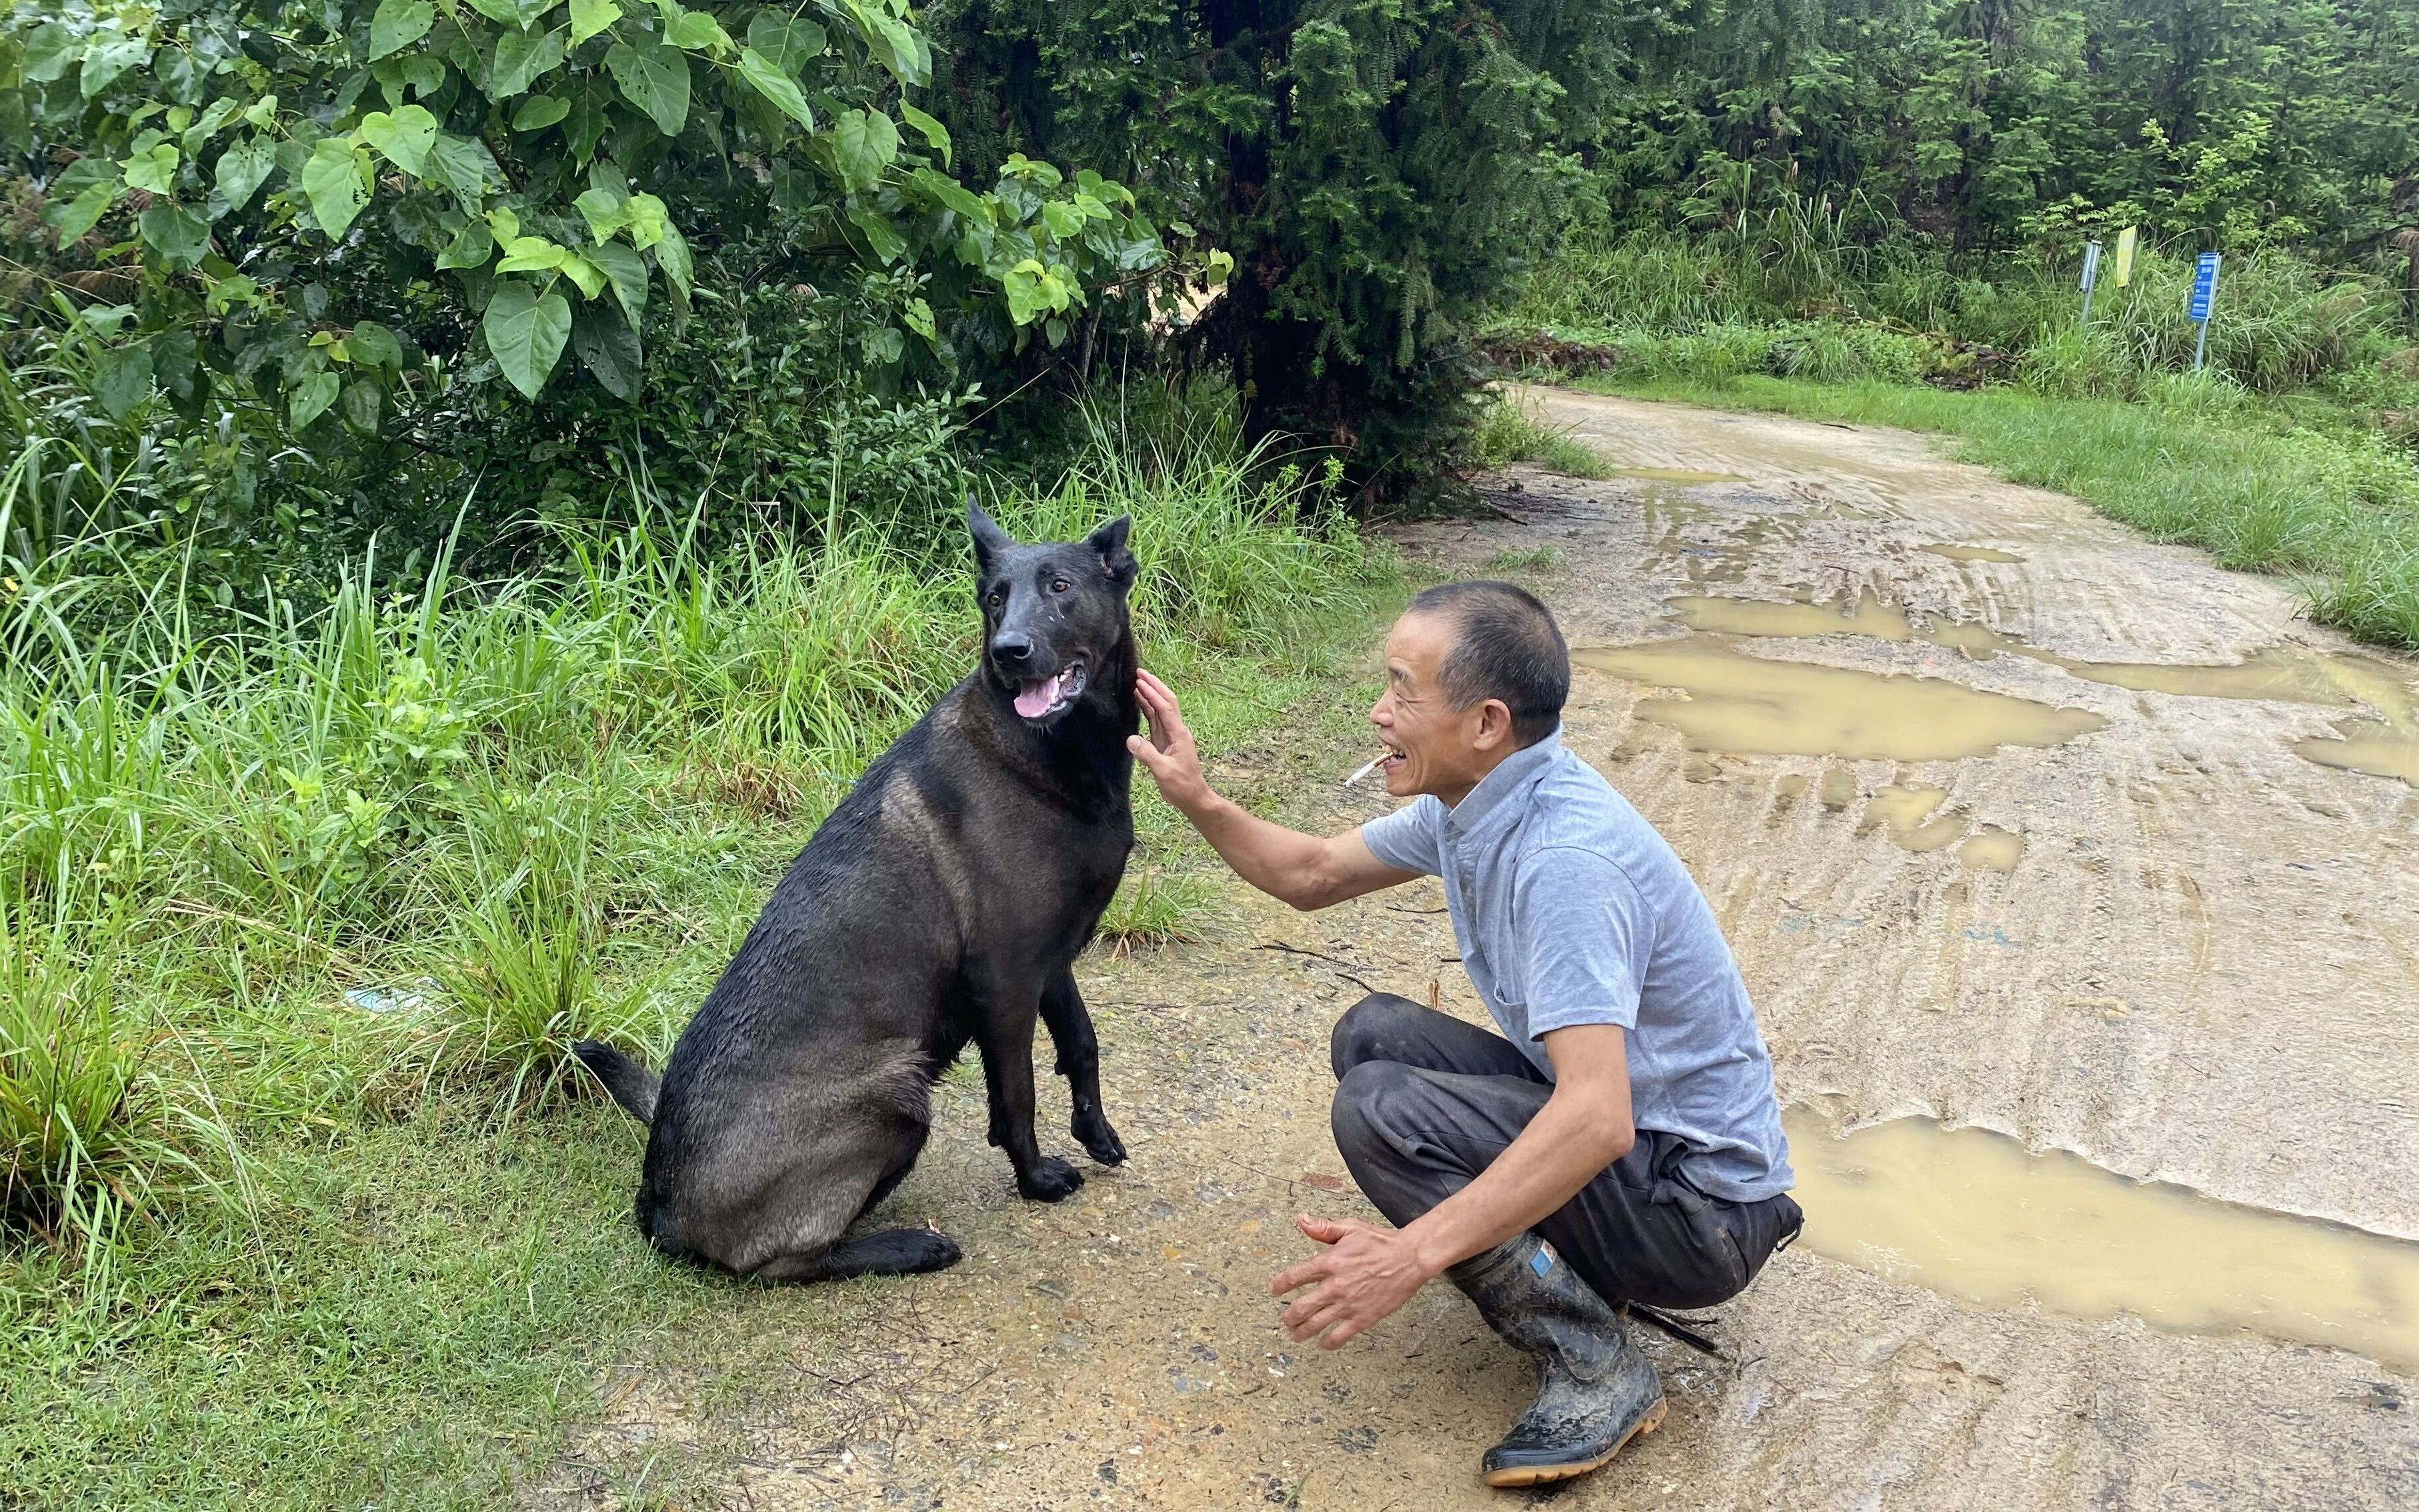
[930,1,1653,493]
[0,0,1163,564]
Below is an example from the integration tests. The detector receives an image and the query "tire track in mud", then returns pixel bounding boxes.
[551,391,2419,1512]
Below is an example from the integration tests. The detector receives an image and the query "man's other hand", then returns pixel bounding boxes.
[1128,668,1214,813]
[1270,1214,1434,1349]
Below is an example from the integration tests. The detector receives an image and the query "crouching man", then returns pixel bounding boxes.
[1126,581,1800,1489]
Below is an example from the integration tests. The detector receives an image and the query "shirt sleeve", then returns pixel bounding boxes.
[1517,846,1650,1038]
[1358,795,1446,877]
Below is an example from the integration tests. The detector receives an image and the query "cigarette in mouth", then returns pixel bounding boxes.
[1344,754,1386,788]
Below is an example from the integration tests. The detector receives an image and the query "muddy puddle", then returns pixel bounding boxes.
[1956,826,2024,873]
[1785,1106,2419,1373]
[1646,592,2419,785]
[1574,637,2108,761]
[1616,466,1748,485]
[1856,785,1966,853]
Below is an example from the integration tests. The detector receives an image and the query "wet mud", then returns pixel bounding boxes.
[552,391,2419,1511]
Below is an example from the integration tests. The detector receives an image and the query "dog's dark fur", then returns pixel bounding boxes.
[571,506,1137,1282]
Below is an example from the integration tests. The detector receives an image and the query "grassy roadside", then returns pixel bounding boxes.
[0,408,1406,1509]
[1568,374,2419,650]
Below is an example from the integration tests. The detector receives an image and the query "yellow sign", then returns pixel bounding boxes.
[2112,226,2138,287]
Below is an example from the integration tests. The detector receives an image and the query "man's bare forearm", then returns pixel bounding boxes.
[1400,1091,1634,1277]
[1173,789,1346,910]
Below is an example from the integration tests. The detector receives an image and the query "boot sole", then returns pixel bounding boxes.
[1480,1397,1668,1489]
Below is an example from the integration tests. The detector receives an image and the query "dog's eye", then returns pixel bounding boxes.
[1049,578,1071,593]
[986,589,1003,608]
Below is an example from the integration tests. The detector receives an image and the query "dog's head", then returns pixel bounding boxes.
[967,501,1138,725]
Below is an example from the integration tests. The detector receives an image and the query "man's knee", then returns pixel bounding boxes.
[1330,993,1430,1081]
[1330,1057,1416,1165]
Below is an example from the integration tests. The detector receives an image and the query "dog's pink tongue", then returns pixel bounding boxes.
[1014,674,1059,718]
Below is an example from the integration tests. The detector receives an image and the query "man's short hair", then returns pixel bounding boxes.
[1407,581,1570,747]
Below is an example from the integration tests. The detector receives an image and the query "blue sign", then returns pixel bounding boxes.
[2189,251,2222,323]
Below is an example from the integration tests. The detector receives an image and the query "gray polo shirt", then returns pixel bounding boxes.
[1360,731,1792,1203]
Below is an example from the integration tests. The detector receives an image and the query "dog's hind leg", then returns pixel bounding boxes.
[1040,967,1125,1166]
[752,1227,961,1283]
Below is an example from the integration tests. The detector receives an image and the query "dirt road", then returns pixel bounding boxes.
[555,391,2419,1510]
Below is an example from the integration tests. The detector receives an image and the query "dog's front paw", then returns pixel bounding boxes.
[1016,1156,1085,1202]
[1073,1109,1127,1166]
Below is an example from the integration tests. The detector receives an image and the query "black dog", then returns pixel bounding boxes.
[572,505,1136,1282]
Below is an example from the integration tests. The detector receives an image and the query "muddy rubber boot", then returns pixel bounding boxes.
[1446,1233,1666,1489]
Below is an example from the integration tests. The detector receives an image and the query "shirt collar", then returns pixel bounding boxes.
[1442,728,1562,839]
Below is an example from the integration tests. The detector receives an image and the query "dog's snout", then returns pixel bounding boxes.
[990,631,1036,664]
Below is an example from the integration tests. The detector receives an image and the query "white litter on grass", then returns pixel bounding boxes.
[343,979,435,1014]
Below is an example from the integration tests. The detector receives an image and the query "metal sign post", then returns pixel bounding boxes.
[2078,239,2104,322]
[2189,251,2222,371]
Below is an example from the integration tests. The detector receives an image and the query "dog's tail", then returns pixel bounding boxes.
[571,1041,660,1125]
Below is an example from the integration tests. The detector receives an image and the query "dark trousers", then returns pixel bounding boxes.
[1328,993,1802,1312]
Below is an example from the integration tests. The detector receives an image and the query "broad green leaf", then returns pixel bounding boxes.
[341,378,383,433]
[666,12,731,52]
[1039,200,1083,238]
[844,1,929,87]
[845,203,905,264]
[745,14,825,73]
[897,102,950,168]
[425,133,501,205]
[290,369,340,429]
[436,219,495,269]
[368,0,437,61]
[139,202,213,265]
[205,273,259,314]
[571,303,643,399]
[586,238,647,327]
[651,222,691,295]
[568,0,622,46]
[22,23,76,83]
[512,95,571,131]
[95,341,154,420]
[360,105,439,177]
[556,251,606,299]
[486,206,521,243]
[605,41,691,137]
[47,182,121,244]
[561,85,610,163]
[735,49,813,131]
[182,99,239,153]
[243,96,280,129]
[301,139,370,239]
[403,55,447,97]
[467,0,551,23]
[151,329,202,407]
[910,166,985,221]
[831,109,899,193]
[841,203,899,262]
[574,186,629,241]
[491,27,567,98]
[215,135,277,210]
[484,281,572,398]
[496,235,569,273]
[622,191,668,249]
[121,143,180,195]
[347,322,404,369]
[903,297,936,344]
[1203,247,1235,285]
[81,38,151,99]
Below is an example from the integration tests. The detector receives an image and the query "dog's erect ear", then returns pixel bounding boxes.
[967,497,1016,573]
[1087,515,1137,589]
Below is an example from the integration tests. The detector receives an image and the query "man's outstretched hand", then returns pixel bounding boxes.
[1127,668,1214,813]
[1270,1214,1435,1349]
